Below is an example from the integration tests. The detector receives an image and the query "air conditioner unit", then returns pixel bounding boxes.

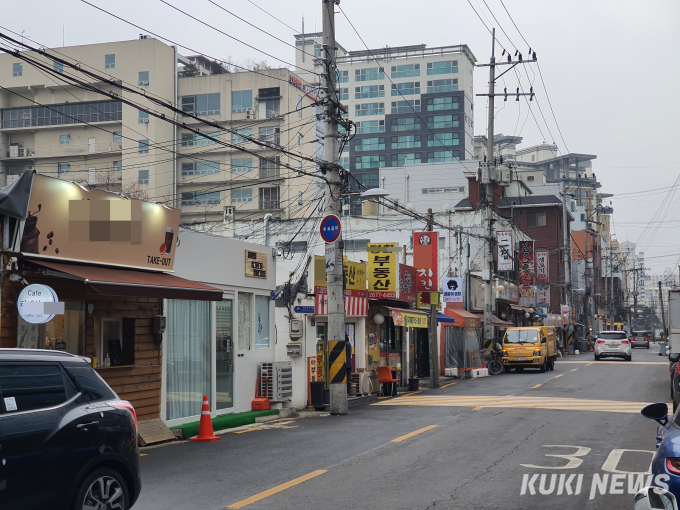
[260,362,293,401]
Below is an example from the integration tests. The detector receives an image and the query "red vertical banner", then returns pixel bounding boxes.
[519,241,535,287]
[398,264,417,303]
[413,232,438,292]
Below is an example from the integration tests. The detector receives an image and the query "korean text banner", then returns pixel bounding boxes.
[413,232,438,292]
[518,241,535,287]
[19,175,180,271]
[399,264,416,303]
[497,231,513,272]
[442,277,463,302]
[535,250,549,280]
[314,256,367,297]
[536,285,550,307]
[368,243,397,298]
[391,310,428,328]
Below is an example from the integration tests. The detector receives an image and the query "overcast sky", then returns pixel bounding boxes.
[3,0,679,272]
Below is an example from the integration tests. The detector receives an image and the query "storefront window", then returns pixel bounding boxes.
[166,300,212,421]
[18,302,84,355]
[238,293,252,350]
[255,295,270,349]
[216,300,233,410]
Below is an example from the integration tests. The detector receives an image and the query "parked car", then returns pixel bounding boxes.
[632,330,652,349]
[641,402,680,502]
[594,331,632,361]
[0,349,141,510]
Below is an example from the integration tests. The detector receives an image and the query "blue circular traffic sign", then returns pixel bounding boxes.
[320,214,341,243]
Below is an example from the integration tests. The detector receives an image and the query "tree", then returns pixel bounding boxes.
[179,62,200,77]
[95,167,122,192]
[121,180,149,201]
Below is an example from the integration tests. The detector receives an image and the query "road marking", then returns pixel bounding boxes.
[472,406,484,411]
[234,427,264,434]
[531,384,542,389]
[410,391,421,395]
[274,421,296,425]
[440,382,457,388]
[226,470,328,509]
[391,425,438,443]
[554,374,564,379]
[571,369,579,372]
[586,363,594,366]
[558,361,667,365]
[140,453,148,457]
[373,395,672,414]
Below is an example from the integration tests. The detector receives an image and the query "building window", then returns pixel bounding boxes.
[260,157,281,179]
[298,133,304,146]
[105,54,116,69]
[427,132,459,147]
[337,70,349,83]
[422,187,464,194]
[138,170,149,184]
[231,129,252,144]
[298,191,303,206]
[1,100,122,128]
[355,102,384,117]
[181,93,220,116]
[391,135,421,149]
[12,63,22,77]
[54,60,64,73]
[59,134,70,146]
[259,126,280,146]
[527,175,535,182]
[390,82,420,96]
[181,161,220,176]
[355,68,384,82]
[232,158,253,174]
[139,140,149,154]
[138,110,149,123]
[57,163,70,174]
[231,90,253,113]
[528,212,547,227]
[391,117,420,132]
[391,100,420,114]
[314,44,322,58]
[298,95,303,117]
[261,97,280,118]
[259,187,280,210]
[427,96,459,111]
[182,190,221,205]
[354,120,383,134]
[182,132,220,147]
[340,155,349,170]
[531,155,535,161]
[427,61,458,75]
[138,71,149,86]
[113,131,122,142]
[392,153,422,167]
[232,188,253,203]
[344,239,371,251]
[391,64,420,78]
[254,295,271,349]
[113,161,122,172]
[427,150,459,162]
[580,213,586,221]
[427,114,458,129]
[355,137,385,152]
[355,155,385,170]
[338,88,349,101]
[355,85,385,99]
[427,79,458,93]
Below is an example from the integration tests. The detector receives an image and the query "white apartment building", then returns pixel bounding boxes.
[294,33,477,214]
[0,37,320,224]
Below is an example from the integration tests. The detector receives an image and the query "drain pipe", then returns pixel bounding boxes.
[263,213,273,247]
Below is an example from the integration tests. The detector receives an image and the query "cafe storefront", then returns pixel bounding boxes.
[0,172,222,432]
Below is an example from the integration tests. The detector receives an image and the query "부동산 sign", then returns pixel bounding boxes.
[19,175,181,271]
[368,243,397,298]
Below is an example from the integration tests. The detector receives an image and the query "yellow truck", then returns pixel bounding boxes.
[501,326,558,373]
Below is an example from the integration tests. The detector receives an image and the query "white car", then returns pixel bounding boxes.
[594,331,632,361]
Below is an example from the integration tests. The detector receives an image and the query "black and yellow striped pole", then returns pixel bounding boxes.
[328,341,347,384]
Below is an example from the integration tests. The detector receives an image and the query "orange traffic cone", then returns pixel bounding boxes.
[190,395,221,442]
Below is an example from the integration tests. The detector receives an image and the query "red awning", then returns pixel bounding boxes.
[28,260,223,301]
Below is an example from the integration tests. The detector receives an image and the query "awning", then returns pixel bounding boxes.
[490,314,513,326]
[534,311,548,319]
[437,313,455,324]
[28,260,223,301]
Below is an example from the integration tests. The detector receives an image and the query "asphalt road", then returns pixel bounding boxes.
[135,346,670,510]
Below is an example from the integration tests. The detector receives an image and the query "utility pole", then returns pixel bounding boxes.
[660,281,667,342]
[610,248,615,328]
[561,178,572,342]
[584,206,590,339]
[426,208,440,388]
[322,0,347,415]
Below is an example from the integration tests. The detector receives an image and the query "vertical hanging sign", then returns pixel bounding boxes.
[368,243,397,298]
[497,231,513,272]
[518,241,535,287]
[413,232,438,292]
[535,250,549,280]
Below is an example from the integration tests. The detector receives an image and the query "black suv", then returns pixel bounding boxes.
[0,349,141,509]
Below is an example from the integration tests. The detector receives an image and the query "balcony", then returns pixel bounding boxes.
[259,199,280,211]
[1,142,122,160]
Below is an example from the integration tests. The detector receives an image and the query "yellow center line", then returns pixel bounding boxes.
[571,368,579,372]
[391,425,438,443]
[273,421,296,425]
[554,374,564,379]
[140,453,148,457]
[586,363,594,366]
[234,427,264,434]
[226,470,328,509]
[530,384,542,389]
[440,382,457,388]
[472,406,484,411]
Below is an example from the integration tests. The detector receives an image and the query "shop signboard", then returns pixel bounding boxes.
[18,174,181,271]
[398,264,416,303]
[413,232,438,292]
[442,277,463,303]
[536,285,550,308]
[245,250,267,278]
[314,256,368,316]
[535,250,549,280]
[17,283,63,324]
[391,310,428,328]
[497,232,513,272]
[368,243,397,298]
[417,292,440,309]
[519,286,535,307]
[519,241,535,287]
